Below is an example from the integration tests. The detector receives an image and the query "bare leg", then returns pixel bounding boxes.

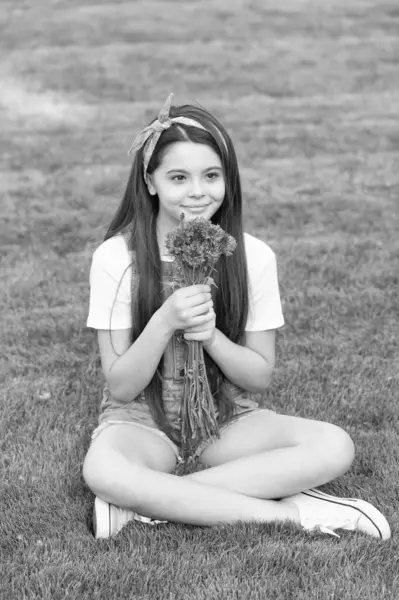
[185,445,338,499]
[84,448,300,527]
[186,414,355,499]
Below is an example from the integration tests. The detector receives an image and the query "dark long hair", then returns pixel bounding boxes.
[105,103,249,437]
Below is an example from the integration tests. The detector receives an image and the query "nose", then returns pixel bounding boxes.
[188,179,205,198]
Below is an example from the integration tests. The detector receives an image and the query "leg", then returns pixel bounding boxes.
[186,412,355,499]
[83,423,300,526]
[185,412,391,541]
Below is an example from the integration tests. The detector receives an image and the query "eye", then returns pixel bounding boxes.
[206,172,220,180]
[172,175,186,182]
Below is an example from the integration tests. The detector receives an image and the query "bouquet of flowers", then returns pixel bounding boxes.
[165,214,237,466]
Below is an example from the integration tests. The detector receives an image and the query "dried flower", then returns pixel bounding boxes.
[165,214,237,285]
[165,215,237,468]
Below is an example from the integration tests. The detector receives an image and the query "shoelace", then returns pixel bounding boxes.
[310,517,356,539]
[318,526,340,538]
[132,513,167,525]
[112,506,167,534]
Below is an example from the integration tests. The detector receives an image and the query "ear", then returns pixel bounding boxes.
[146,174,157,196]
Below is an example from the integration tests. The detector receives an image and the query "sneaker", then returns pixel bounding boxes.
[93,496,167,539]
[285,488,391,540]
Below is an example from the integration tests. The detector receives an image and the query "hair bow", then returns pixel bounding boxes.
[127,93,207,183]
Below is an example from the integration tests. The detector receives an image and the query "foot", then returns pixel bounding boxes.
[284,488,391,540]
[93,497,167,539]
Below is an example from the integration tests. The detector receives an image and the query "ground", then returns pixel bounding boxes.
[1,1,398,598]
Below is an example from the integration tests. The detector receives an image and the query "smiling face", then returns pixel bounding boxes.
[147,141,225,248]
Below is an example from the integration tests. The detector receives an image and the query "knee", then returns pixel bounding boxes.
[320,423,355,477]
[82,447,109,497]
[82,446,141,500]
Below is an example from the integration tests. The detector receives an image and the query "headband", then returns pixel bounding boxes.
[127,93,224,184]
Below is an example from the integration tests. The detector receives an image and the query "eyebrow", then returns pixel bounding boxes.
[166,166,222,174]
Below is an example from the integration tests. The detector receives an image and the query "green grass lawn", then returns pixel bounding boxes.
[1,0,398,598]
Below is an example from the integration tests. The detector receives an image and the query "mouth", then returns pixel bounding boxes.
[182,204,211,210]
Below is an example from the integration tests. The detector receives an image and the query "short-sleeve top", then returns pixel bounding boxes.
[86,232,284,331]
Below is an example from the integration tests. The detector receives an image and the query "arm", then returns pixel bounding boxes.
[203,329,276,394]
[98,310,172,404]
[97,284,212,404]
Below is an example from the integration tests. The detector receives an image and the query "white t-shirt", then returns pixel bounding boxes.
[86,232,284,332]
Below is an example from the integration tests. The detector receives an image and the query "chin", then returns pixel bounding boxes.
[180,207,218,221]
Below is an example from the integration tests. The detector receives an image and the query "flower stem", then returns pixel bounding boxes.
[180,339,219,461]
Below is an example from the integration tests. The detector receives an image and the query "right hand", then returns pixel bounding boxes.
[159,284,214,334]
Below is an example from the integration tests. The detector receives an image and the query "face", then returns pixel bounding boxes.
[147,141,225,235]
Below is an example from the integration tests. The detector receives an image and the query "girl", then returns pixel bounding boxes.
[83,94,391,540]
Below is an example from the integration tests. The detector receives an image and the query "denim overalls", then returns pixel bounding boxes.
[91,253,264,464]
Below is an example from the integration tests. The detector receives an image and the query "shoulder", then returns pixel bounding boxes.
[243,232,276,272]
[92,232,130,260]
[90,233,134,283]
[92,233,132,268]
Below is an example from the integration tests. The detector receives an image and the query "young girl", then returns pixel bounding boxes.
[83,94,391,540]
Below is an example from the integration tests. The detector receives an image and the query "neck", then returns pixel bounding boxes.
[156,226,170,256]
[156,216,178,256]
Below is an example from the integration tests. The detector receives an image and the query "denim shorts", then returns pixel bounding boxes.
[90,256,272,465]
[91,381,268,465]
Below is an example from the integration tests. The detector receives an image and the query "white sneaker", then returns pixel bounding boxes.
[93,497,167,539]
[285,488,391,540]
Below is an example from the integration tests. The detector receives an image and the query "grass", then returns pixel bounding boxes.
[1,0,398,598]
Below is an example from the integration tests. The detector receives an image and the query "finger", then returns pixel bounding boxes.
[189,312,215,329]
[184,327,202,335]
[188,300,213,318]
[185,320,212,333]
[184,285,211,297]
[184,330,214,342]
[184,332,207,341]
[185,292,212,308]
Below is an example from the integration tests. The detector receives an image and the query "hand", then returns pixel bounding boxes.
[159,284,214,334]
[183,305,216,346]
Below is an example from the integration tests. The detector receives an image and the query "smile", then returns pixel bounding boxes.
[183,204,211,209]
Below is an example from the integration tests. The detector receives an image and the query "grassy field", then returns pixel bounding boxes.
[1,0,398,598]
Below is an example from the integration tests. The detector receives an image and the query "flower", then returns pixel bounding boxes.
[165,215,237,272]
[164,214,237,468]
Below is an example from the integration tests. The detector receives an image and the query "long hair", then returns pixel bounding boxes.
[104,103,249,437]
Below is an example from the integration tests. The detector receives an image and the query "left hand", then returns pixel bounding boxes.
[183,307,216,347]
